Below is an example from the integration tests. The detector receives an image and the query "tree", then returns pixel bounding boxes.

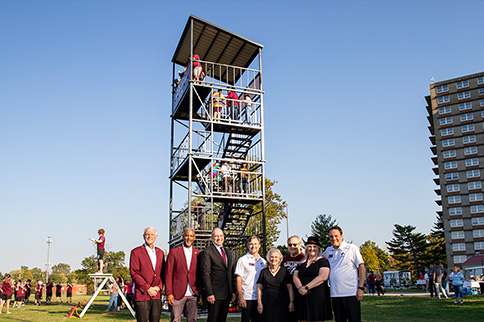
[276,244,289,257]
[30,267,45,282]
[75,251,130,286]
[386,224,428,281]
[49,263,71,284]
[360,245,380,272]
[425,213,446,266]
[105,251,130,281]
[50,273,68,284]
[310,214,338,250]
[246,178,287,251]
[52,263,71,275]
[431,213,444,239]
[20,266,34,281]
[360,241,390,272]
[8,266,34,281]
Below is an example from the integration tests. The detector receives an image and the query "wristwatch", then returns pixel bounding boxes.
[358,286,364,291]
[305,286,309,291]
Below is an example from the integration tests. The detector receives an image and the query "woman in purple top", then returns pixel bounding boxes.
[0,274,13,314]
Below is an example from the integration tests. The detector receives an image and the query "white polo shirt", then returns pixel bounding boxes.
[235,252,267,300]
[323,241,364,298]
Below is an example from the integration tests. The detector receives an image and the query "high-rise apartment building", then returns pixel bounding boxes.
[426,72,484,268]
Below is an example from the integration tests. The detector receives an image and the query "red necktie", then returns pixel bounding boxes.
[221,247,227,266]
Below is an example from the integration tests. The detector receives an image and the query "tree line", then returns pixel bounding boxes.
[305,213,446,281]
[1,180,444,286]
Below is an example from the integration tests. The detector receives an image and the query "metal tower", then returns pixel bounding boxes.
[169,15,266,255]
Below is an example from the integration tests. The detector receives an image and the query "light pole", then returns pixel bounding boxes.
[45,236,53,283]
[285,205,289,241]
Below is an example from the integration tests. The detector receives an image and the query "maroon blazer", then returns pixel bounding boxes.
[165,245,201,300]
[130,245,165,301]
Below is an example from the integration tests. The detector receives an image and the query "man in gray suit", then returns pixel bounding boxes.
[201,228,235,322]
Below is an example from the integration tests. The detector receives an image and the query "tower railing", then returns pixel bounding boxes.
[172,130,213,173]
[172,59,262,113]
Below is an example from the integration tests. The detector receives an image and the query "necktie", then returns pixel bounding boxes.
[221,247,227,266]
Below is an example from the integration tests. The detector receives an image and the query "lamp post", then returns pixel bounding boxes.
[45,236,53,283]
[285,205,289,241]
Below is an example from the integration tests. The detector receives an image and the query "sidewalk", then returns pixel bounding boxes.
[375,291,444,297]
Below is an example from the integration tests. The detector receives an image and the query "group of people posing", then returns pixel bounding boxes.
[128,225,365,322]
[0,276,74,314]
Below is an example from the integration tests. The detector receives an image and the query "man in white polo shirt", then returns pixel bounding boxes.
[235,236,267,322]
[323,226,366,322]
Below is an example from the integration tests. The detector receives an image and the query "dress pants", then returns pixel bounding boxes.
[135,299,162,322]
[171,296,198,322]
[241,300,260,322]
[207,297,230,322]
[332,296,361,322]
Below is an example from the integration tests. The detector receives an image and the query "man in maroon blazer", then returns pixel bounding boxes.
[165,228,201,322]
[130,227,165,322]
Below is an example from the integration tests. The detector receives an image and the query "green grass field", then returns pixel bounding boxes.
[0,294,483,321]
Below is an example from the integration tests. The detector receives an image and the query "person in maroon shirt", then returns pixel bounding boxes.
[90,228,106,273]
[34,280,43,305]
[0,274,13,314]
[66,282,73,304]
[226,89,240,121]
[45,280,54,304]
[55,283,62,303]
[282,235,305,322]
[24,280,31,304]
[13,280,25,308]
[124,279,134,308]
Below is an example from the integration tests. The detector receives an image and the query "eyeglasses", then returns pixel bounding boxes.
[288,244,299,247]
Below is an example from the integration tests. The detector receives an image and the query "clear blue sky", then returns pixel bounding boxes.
[1,0,483,274]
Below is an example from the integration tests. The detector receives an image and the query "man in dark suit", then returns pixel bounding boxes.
[130,227,165,322]
[165,228,201,322]
[201,227,235,322]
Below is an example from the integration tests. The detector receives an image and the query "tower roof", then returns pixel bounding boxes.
[172,15,263,69]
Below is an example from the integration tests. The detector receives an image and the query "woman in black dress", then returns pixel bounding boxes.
[257,248,295,322]
[293,236,332,322]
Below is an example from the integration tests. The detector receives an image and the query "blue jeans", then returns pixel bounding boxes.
[106,293,118,311]
[442,280,450,297]
[453,285,464,300]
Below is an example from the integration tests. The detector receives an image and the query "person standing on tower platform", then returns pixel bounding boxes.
[226,88,239,121]
[212,89,225,120]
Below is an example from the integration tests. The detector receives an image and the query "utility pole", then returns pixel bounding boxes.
[286,205,289,241]
[45,236,53,283]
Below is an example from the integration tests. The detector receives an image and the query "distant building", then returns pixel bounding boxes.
[426,72,484,268]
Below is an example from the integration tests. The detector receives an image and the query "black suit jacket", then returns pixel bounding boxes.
[201,243,234,300]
